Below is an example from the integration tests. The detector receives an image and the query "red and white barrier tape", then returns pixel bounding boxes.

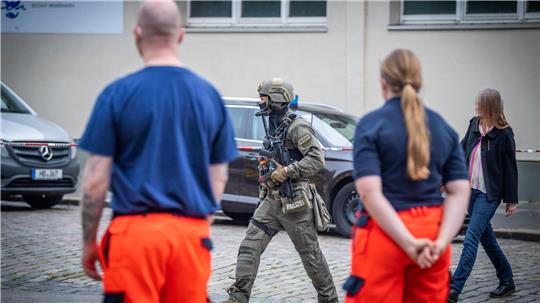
[0,142,77,147]
[238,146,352,152]
[0,142,537,153]
[239,146,538,153]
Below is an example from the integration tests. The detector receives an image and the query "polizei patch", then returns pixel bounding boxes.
[286,200,305,211]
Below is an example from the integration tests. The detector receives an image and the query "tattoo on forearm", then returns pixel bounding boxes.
[81,156,111,243]
[82,192,105,242]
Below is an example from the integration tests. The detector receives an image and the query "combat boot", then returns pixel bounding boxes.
[221,294,248,303]
[220,298,241,303]
[221,286,249,303]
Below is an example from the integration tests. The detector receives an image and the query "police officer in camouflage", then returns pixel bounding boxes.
[222,79,338,303]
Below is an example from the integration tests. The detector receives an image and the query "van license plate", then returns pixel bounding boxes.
[32,169,63,180]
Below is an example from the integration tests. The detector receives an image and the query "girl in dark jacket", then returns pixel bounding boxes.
[449,88,518,302]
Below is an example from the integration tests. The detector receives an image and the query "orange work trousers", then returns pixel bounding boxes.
[345,206,451,303]
[99,213,212,303]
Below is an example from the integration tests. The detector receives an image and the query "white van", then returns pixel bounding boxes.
[1,82,80,208]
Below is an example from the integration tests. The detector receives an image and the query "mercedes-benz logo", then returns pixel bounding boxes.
[39,145,53,161]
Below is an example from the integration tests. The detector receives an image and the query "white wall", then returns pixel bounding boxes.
[1,1,538,152]
[364,2,540,151]
[1,1,365,138]
[1,2,141,138]
[181,1,365,119]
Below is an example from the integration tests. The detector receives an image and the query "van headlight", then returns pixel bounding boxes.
[1,140,9,158]
[70,141,77,159]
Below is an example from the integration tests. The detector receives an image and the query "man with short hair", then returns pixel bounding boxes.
[79,1,238,302]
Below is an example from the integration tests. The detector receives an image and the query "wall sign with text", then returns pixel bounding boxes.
[1,1,123,33]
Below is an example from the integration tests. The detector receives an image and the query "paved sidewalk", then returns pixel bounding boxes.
[68,191,540,242]
[490,202,540,241]
[2,201,540,302]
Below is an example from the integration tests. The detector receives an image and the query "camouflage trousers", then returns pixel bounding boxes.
[226,189,339,303]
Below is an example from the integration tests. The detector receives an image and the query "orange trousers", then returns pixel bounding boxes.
[345,206,451,303]
[99,213,212,303]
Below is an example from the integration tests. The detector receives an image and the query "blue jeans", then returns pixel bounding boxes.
[451,189,513,293]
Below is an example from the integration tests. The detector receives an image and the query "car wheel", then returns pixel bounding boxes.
[332,183,364,238]
[223,210,252,223]
[23,194,63,209]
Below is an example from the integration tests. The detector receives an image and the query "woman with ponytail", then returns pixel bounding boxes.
[449,89,518,302]
[343,49,470,303]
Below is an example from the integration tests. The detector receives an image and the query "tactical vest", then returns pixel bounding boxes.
[271,114,303,162]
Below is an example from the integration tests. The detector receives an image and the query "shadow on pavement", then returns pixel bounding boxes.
[1,203,33,211]
[1,289,100,303]
[1,201,74,212]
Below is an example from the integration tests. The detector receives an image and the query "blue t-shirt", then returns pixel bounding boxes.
[79,66,238,217]
[353,97,467,210]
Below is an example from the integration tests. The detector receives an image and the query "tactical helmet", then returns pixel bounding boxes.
[257,78,295,104]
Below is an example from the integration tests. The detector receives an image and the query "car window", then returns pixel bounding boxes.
[297,111,354,148]
[249,109,354,148]
[227,106,251,139]
[1,85,31,114]
[313,112,357,142]
[252,113,267,141]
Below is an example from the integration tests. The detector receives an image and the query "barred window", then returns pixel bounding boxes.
[188,0,327,27]
[400,0,540,24]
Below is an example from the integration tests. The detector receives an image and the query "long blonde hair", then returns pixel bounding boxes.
[476,88,509,130]
[381,49,430,181]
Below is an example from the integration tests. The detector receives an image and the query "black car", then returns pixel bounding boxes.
[221,97,362,237]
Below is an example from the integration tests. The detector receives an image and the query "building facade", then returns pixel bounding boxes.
[2,1,539,198]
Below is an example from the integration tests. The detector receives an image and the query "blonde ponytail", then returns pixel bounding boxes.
[381,49,430,180]
[402,84,430,180]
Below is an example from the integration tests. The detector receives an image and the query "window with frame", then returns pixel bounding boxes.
[188,0,327,28]
[400,0,540,25]
[227,107,251,139]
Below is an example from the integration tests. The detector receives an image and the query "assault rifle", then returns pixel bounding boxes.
[255,111,295,202]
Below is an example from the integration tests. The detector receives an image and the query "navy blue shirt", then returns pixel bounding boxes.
[79,66,238,217]
[353,97,467,210]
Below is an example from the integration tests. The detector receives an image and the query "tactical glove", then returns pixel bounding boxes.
[271,160,289,183]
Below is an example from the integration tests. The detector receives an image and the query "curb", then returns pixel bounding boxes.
[59,198,81,207]
[453,232,540,243]
[61,198,540,243]
[493,229,540,243]
[62,197,111,206]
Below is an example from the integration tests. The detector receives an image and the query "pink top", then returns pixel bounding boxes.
[469,123,491,193]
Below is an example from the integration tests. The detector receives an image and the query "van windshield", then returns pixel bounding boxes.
[1,85,31,114]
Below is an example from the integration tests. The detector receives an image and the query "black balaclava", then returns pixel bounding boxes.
[268,101,289,135]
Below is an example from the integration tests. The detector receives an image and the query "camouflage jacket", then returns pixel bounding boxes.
[283,113,324,180]
[260,111,324,190]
